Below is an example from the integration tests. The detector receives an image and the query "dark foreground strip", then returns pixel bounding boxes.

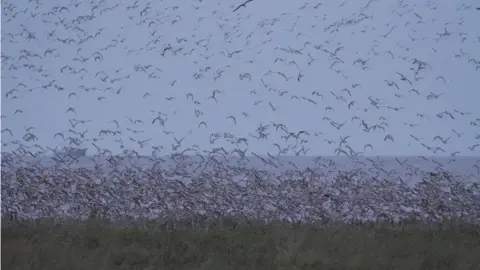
[2,217,480,270]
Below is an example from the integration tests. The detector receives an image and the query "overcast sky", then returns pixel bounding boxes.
[1,0,480,157]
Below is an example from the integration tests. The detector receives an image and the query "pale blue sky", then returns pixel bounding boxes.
[1,0,480,156]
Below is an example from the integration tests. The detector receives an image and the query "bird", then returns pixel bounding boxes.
[433,136,450,144]
[232,0,254,12]
[468,144,479,151]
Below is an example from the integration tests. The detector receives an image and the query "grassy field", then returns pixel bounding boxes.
[2,217,480,270]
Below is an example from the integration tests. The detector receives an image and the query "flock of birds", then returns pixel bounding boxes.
[1,0,480,223]
[2,153,480,223]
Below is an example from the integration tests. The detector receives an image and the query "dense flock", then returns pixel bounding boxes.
[2,154,480,224]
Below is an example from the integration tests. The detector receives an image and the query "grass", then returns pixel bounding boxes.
[2,216,480,270]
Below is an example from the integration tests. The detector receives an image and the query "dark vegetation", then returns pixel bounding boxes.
[2,216,480,270]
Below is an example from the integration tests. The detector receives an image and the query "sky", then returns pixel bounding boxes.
[1,0,480,157]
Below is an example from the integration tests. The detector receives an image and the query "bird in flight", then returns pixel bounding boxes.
[233,0,254,12]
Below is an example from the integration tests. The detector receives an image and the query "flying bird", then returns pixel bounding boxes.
[232,0,254,12]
